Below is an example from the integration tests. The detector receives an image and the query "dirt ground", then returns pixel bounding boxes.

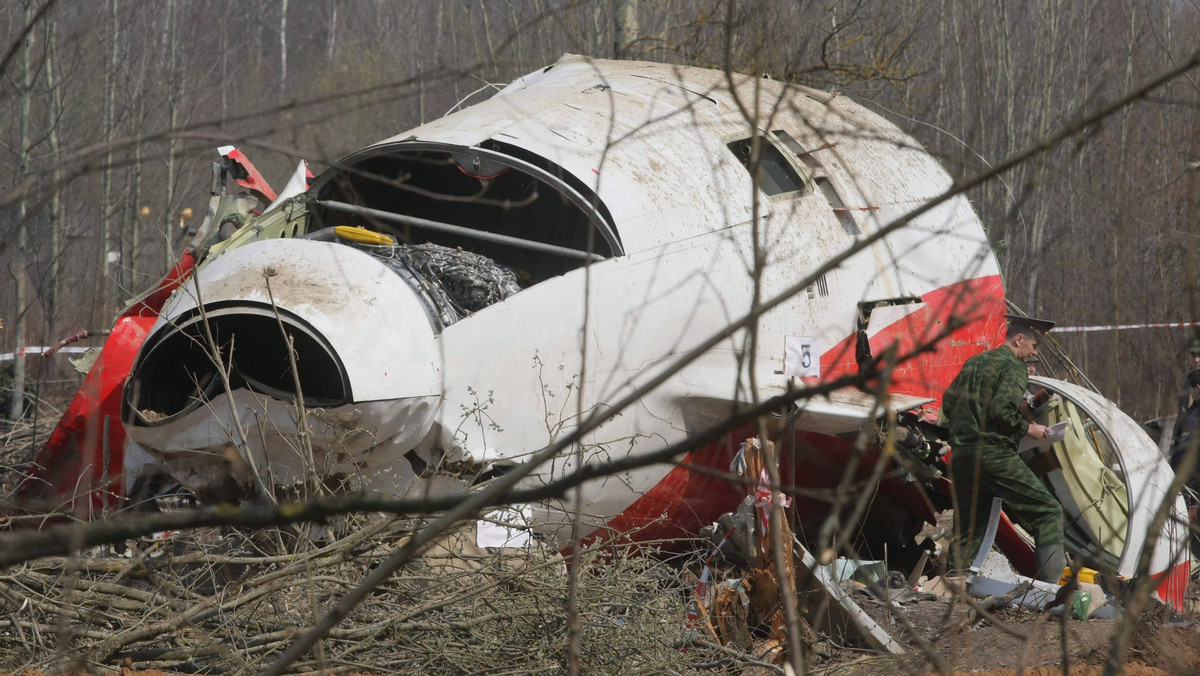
[7,606,1194,676]
[2,538,1198,676]
[815,588,1200,676]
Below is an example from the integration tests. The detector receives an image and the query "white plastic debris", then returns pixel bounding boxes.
[477,505,533,548]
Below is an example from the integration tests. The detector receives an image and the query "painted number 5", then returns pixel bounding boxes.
[784,336,820,377]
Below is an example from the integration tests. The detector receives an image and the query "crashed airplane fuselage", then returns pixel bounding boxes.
[20,56,1190,606]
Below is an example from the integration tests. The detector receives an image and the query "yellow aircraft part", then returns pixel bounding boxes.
[335,225,395,246]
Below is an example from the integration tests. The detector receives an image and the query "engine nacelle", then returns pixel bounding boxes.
[122,238,443,500]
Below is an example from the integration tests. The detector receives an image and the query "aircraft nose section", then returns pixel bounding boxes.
[122,238,444,498]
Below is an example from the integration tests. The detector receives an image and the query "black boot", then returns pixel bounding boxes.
[1034,544,1066,583]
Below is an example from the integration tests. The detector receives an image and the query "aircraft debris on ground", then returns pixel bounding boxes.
[8,56,1192,660]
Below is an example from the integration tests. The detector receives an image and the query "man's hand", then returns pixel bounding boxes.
[1027,423,1051,440]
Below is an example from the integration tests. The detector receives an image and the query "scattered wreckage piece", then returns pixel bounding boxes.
[962,497,1115,619]
[988,377,1191,610]
[695,439,903,659]
[967,574,1112,619]
[13,251,199,518]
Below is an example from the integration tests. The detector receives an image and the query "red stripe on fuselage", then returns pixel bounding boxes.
[584,275,1006,547]
[820,275,1007,406]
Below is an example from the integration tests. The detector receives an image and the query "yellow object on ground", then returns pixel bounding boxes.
[1059,566,1099,585]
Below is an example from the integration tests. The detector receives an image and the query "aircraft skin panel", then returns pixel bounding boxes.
[107,57,1005,528]
[315,57,1005,545]
[152,239,443,404]
[1028,377,1190,591]
[578,276,1006,548]
[816,276,1007,406]
[14,314,154,514]
[392,55,995,275]
[20,58,1022,583]
[435,266,1006,549]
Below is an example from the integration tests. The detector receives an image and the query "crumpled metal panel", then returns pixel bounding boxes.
[1029,376,1190,586]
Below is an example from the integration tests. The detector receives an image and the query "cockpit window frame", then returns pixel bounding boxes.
[725,131,811,201]
[309,141,624,260]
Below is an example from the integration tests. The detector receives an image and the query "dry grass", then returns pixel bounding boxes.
[0,414,718,674]
[0,509,718,674]
[0,415,55,501]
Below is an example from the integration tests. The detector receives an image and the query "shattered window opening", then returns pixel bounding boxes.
[771,129,824,170]
[310,142,619,286]
[726,135,806,197]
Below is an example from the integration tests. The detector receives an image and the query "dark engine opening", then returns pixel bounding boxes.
[124,305,350,426]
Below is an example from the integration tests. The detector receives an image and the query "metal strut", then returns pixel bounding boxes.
[316,200,605,263]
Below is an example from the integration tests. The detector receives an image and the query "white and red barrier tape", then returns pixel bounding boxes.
[0,346,90,361]
[1,329,107,361]
[1053,321,1200,334]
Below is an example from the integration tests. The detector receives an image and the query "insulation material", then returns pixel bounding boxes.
[1042,396,1129,561]
[400,243,523,314]
[375,242,524,327]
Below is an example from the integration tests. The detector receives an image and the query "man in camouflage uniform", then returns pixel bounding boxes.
[942,314,1064,582]
[1171,369,1200,473]
[1179,340,1200,415]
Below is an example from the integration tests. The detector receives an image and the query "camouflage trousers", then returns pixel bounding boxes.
[949,449,1064,570]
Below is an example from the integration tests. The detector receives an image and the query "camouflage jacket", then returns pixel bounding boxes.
[942,345,1030,455]
[1171,400,1200,468]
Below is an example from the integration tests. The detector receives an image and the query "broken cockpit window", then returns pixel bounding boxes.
[727,135,807,197]
[815,176,862,236]
[307,141,621,286]
[770,129,824,171]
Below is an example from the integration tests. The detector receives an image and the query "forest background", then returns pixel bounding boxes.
[2,0,1199,421]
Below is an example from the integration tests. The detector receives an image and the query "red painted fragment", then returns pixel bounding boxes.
[220,147,277,203]
[12,251,197,520]
[1150,560,1190,611]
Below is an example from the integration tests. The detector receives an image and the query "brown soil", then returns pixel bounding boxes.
[0,671,183,676]
[932,668,1169,676]
[821,590,1200,676]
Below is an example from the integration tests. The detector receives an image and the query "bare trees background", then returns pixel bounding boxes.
[2,0,1200,418]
